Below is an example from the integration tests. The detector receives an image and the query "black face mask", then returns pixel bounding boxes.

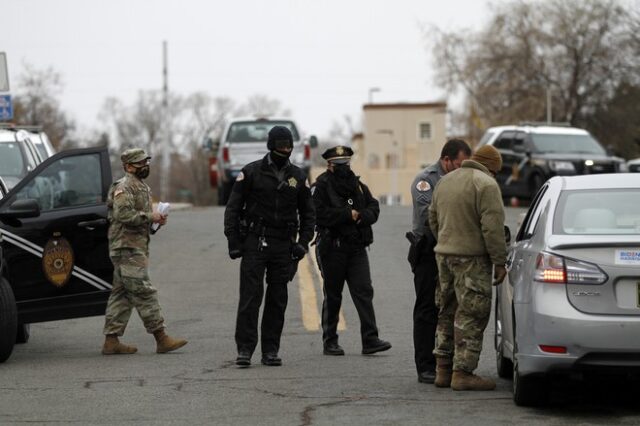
[270,151,289,169]
[134,166,150,179]
[333,164,352,179]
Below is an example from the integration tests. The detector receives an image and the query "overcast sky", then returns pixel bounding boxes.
[4,0,502,137]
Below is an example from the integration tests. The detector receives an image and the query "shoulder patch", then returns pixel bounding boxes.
[416,180,431,192]
[114,188,125,198]
[236,172,245,182]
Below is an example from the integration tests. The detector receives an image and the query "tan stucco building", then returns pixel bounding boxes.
[350,102,447,206]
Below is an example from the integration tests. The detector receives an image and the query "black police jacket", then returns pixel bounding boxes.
[312,171,379,247]
[224,154,316,246]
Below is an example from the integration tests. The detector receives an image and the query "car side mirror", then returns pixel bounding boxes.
[0,199,41,219]
[309,135,318,149]
[504,225,511,245]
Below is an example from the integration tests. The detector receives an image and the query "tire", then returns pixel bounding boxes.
[512,345,548,406]
[16,323,30,344]
[495,299,513,379]
[0,277,18,363]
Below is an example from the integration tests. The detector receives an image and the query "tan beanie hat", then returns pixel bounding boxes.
[472,145,502,174]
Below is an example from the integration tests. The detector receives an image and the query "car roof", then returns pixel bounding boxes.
[228,116,295,123]
[486,125,589,135]
[550,173,640,191]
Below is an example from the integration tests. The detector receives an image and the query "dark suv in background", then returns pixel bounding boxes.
[477,123,627,201]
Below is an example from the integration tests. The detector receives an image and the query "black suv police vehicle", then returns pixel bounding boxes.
[477,123,627,201]
[0,147,113,363]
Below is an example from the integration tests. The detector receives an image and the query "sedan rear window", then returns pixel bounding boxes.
[226,121,300,143]
[554,189,640,235]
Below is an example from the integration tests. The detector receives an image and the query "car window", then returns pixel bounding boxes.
[226,121,300,142]
[554,189,640,235]
[0,142,26,177]
[530,133,606,155]
[516,184,549,241]
[13,153,103,212]
[477,130,495,147]
[493,131,515,150]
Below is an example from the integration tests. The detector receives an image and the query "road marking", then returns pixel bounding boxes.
[298,254,320,331]
[298,249,348,332]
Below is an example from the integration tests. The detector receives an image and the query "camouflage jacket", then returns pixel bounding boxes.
[107,172,153,255]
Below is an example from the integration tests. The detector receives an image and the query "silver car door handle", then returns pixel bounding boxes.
[78,219,108,230]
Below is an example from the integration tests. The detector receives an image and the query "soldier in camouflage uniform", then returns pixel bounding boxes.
[428,145,507,390]
[409,139,470,384]
[102,148,188,355]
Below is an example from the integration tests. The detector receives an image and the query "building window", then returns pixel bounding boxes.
[368,153,380,169]
[419,122,432,140]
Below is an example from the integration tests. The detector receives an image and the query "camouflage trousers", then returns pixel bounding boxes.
[433,254,492,373]
[103,249,165,336]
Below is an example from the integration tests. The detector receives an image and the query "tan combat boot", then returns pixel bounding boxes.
[451,370,496,391]
[102,334,138,355]
[154,329,188,354]
[434,356,453,388]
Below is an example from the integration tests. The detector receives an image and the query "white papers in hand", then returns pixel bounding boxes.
[152,202,170,232]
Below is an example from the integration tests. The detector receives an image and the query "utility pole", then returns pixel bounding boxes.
[546,88,552,123]
[160,40,170,201]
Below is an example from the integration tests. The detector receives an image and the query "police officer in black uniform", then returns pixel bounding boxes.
[224,126,315,367]
[313,146,391,356]
[408,139,470,383]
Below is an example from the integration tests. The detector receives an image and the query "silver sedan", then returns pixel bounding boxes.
[495,173,640,406]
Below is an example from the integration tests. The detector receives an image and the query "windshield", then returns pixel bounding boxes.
[0,142,27,178]
[478,130,495,147]
[531,133,606,155]
[554,189,640,235]
[226,121,300,143]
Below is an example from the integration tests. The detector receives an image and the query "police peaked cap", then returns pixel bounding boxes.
[267,126,293,150]
[121,148,151,164]
[322,145,353,164]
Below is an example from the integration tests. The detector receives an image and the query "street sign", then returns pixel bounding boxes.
[0,95,13,120]
[0,52,9,92]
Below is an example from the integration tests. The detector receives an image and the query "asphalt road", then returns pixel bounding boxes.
[1,206,640,425]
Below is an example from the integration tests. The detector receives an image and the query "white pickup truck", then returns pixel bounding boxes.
[210,117,317,205]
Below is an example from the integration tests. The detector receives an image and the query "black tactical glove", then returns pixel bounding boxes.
[291,242,307,261]
[228,238,243,260]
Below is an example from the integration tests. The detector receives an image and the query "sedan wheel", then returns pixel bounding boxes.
[513,353,547,406]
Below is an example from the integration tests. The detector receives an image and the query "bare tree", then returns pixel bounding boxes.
[12,63,74,149]
[235,94,291,117]
[430,0,639,138]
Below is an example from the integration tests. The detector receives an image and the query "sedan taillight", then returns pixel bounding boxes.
[534,252,607,285]
[304,144,311,161]
[222,146,230,163]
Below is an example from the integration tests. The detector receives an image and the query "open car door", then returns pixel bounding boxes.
[0,147,113,324]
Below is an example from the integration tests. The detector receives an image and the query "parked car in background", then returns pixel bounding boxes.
[627,158,640,173]
[495,173,640,406]
[206,117,317,205]
[0,147,113,363]
[0,125,55,191]
[477,123,627,201]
